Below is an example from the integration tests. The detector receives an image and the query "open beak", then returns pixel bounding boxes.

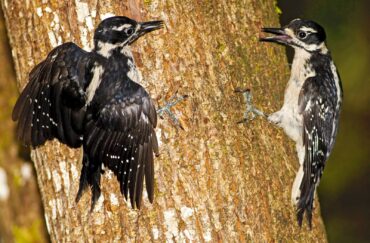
[138,20,164,36]
[259,27,291,44]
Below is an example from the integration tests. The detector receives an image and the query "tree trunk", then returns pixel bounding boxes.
[2,0,328,242]
[0,8,48,243]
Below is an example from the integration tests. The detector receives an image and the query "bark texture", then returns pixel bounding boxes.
[0,8,48,243]
[2,0,328,242]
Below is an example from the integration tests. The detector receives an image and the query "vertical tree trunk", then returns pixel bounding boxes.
[2,0,328,242]
[0,7,48,243]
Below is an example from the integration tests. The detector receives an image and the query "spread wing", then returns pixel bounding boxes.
[84,85,159,208]
[297,75,339,227]
[12,43,92,147]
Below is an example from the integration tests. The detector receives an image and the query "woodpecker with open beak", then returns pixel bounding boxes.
[238,19,343,228]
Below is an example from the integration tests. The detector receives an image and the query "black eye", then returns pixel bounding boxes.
[298,31,307,39]
[125,28,134,35]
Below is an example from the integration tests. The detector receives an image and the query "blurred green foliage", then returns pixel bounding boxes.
[12,220,44,243]
[279,0,370,242]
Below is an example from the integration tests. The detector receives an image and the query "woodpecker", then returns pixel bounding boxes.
[12,16,170,210]
[239,19,343,227]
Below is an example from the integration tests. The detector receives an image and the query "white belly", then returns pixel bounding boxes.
[279,78,303,143]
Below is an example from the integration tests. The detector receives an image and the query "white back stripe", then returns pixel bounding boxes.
[86,65,104,104]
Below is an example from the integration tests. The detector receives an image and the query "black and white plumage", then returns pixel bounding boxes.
[12,16,163,210]
[259,19,343,227]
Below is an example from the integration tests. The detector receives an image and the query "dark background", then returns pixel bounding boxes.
[279,0,370,242]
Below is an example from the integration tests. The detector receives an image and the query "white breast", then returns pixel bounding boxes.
[279,48,314,143]
[285,48,315,106]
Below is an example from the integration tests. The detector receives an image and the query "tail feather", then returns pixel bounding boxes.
[75,152,102,212]
[296,186,315,229]
[292,165,316,229]
[291,166,304,205]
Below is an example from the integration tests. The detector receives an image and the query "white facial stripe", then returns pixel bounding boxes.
[134,24,141,34]
[300,26,317,33]
[301,42,318,51]
[285,27,326,53]
[112,24,132,31]
[293,41,327,53]
[123,24,140,44]
[97,41,122,58]
[96,24,139,58]
[284,28,295,38]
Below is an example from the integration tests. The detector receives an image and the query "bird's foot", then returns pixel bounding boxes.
[235,88,266,124]
[157,93,188,129]
[267,111,282,125]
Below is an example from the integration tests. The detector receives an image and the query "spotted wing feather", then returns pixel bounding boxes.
[12,43,92,147]
[81,85,158,209]
[297,75,339,227]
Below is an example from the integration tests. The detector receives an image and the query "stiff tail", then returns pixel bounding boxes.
[291,166,304,205]
[291,165,316,229]
[75,152,102,211]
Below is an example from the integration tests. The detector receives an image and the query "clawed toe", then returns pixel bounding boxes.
[235,87,266,124]
[157,92,188,129]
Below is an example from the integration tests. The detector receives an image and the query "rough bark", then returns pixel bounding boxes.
[2,0,328,242]
[0,8,48,243]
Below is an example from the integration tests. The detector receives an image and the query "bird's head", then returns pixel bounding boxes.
[260,19,327,53]
[94,16,163,58]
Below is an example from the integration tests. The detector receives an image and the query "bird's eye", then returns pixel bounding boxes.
[125,28,134,35]
[298,31,307,39]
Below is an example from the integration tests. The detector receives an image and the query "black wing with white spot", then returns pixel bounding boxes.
[297,75,340,227]
[81,83,159,209]
[12,43,92,147]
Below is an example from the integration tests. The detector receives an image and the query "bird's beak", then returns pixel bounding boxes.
[138,20,164,36]
[128,20,164,45]
[259,27,291,44]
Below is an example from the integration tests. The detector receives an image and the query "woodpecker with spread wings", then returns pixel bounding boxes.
[12,16,171,210]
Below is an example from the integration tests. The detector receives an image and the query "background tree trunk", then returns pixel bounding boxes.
[0,8,48,243]
[1,0,328,242]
